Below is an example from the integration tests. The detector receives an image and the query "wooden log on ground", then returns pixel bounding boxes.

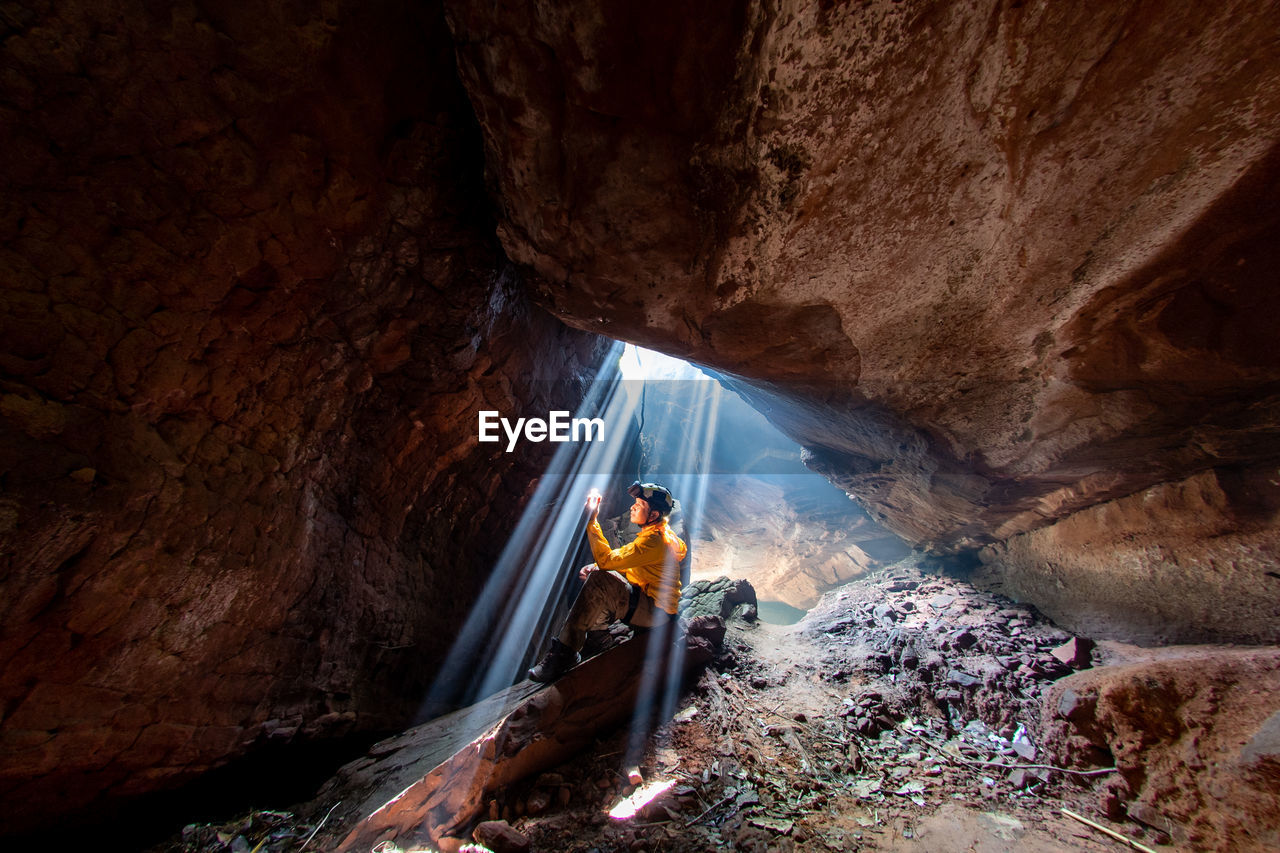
[333,618,721,851]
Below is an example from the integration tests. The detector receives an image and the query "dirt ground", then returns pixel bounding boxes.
[161,562,1257,852]
[468,565,1162,853]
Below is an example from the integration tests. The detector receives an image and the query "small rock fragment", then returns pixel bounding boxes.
[749,816,794,835]
[1011,726,1036,760]
[1057,687,1096,722]
[1007,768,1048,789]
[1126,802,1174,835]
[525,787,551,815]
[1240,709,1280,768]
[672,705,699,723]
[1007,769,1034,789]
[473,819,531,853]
[1051,637,1095,668]
[873,604,899,622]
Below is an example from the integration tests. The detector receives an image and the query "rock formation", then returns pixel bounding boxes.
[1044,646,1280,849]
[0,0,604,834]
[3,0,1280,839]
[445,0,1280,641]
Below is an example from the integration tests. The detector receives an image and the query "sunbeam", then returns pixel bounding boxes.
[407,341,728,843]
[421,343,725,720]
[419,341,636,718]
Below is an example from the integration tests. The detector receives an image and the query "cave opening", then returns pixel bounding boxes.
[419,341,909,720]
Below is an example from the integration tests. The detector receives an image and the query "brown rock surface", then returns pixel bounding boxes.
[4,0,1280,839]
[1043,645,1280,851]
[973,466,1280,643]
[446,0,1280,635]
[0,0,604,833]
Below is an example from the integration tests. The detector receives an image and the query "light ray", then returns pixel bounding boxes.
[414,342,727,834]
[419,341,638,717]
[617,354,723,770]
[607,778,676,820]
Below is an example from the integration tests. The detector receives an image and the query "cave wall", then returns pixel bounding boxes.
[444,0,1280,640]
[3,0,1279,834]
[0,0,605,833]
[974,467,1280,645]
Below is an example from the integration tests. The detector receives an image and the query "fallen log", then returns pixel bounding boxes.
[333,618,721,851]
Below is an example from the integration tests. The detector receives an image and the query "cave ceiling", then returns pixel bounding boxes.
[444,0,1280,551]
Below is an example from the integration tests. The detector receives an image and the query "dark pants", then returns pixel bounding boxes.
[556,570,673,651]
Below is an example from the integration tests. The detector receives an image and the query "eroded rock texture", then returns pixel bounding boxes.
[975,467,1280,645]
[0,0,603,833]
[1044,647,1280,851]
[4,0,1280,837]
[694,474,893,610]
[446,0,1280,639]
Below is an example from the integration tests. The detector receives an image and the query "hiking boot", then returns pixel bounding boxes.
[528,639,581,683]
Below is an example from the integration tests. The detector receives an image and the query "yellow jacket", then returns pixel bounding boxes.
[586,519,687,614]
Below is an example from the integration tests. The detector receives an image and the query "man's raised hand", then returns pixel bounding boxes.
[578,563,598,581]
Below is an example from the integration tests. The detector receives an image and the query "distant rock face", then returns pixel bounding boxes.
[693,475,884,610]
[0,0,604,833]
[622,372,909,610]
[445,0,1280,637]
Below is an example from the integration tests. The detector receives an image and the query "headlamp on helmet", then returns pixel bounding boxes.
[627,480,674,516]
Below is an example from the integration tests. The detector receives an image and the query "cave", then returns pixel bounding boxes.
[1,0,1278,850]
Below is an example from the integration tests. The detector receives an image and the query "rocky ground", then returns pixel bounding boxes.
[489,563,1132,853]
[151,559,1280,852]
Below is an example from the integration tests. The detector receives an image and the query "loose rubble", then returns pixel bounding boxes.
[154,560,1201,852]
[463,561,1130,852]
[802,561,1086,741]
[156,809,321,853]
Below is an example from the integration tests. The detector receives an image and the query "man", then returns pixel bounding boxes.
[528,481,688,683]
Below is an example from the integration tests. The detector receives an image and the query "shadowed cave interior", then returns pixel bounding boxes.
[1,1,1279,850]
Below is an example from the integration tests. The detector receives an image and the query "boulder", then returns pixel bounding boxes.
[473,821,531,853]
[1043,648,1280,851]
[679,577,758,622]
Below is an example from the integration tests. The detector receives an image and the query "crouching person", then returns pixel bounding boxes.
[528,481,687,683]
